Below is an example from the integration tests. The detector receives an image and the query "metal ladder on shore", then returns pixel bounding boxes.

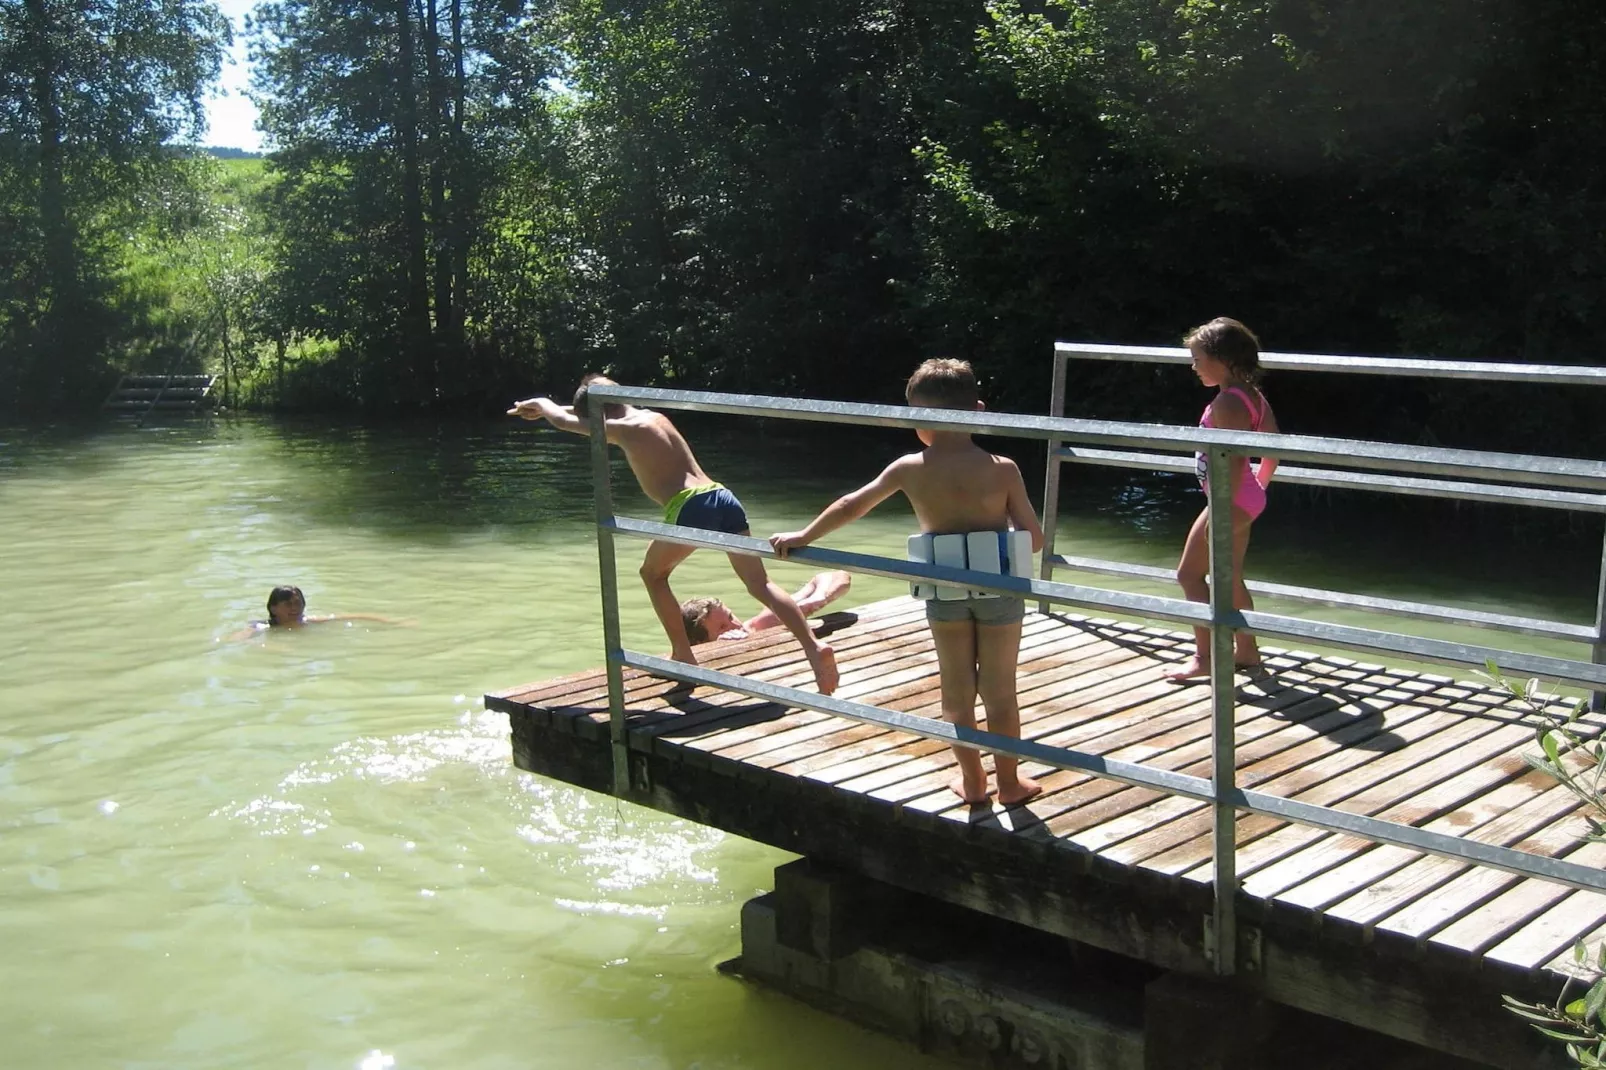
[102,374,219,423]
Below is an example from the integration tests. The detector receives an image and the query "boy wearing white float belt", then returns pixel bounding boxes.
[771,359,1045,806]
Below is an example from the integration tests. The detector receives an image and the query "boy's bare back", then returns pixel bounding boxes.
[604,407,714,506]
[893,439,1030,536]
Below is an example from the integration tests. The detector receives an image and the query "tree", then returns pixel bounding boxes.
[0,0,228,414]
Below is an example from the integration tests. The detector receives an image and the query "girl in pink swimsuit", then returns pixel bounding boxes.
[1168,317,1280,682]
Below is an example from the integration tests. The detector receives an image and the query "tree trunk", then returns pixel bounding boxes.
[420,0,458,356]
[218,306,234,409]
[395,0,434,401]
[24,0,77,405]
[449,0,469,353]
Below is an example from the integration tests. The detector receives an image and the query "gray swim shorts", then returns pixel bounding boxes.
[924,595,1026,626]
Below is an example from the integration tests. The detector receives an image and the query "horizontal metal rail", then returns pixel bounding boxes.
[579,377,1606,978]
[1056,342,1606,387]
[609,519,1606,691]
[589,384,1606,492]
[608,517,1209,626]
[1058,446,1606,514]
[620,650,1606,896]
[1049,553,1597,643]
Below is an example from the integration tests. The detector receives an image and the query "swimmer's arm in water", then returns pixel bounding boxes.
[323,613,414,626]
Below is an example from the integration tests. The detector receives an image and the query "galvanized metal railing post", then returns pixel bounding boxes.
[1205,447,1238,976]
[1593,527,1606,712]
[1038,350,1070,614]
[589,404,632,799]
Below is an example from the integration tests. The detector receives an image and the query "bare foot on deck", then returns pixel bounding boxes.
[1164,657,1210,683]
[807,642,839,696]
[949,773,993,806]
[997,775,1044,806]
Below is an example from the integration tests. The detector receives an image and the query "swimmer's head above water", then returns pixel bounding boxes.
[266,585,306,627]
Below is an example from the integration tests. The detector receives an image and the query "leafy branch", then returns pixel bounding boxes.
[1484,664,1606,1067]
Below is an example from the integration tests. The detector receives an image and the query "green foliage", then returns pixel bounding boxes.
[5,0,1606,430]
[1486,666,1606,1067]
[0,0,229,414]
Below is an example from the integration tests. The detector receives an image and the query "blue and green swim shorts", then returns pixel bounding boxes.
[663,482,749,535]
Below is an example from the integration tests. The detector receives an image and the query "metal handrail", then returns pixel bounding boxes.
[1040,342,1606,711]
[1056,341,1606,386]
[582,381,1606,979]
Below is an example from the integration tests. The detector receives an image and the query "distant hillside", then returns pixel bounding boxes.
[203,146,263,159]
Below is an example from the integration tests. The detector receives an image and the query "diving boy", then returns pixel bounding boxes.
[509,375,838,695]
[769,359,1043,804]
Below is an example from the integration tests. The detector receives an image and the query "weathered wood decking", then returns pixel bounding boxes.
[488,596,1605,1068]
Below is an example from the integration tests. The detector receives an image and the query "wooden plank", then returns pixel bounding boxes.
[1046,673,1476,872]
[1268,769,1566,917]
[1236,726,1535,900]
[1083,671,1450,869]
[860,659,1228,814]
[1374,819,1606,946]
[1321,782,1586,932]
[706,614,1077,766]
[1483,885,1606,972]
[1424,839,1606,958]
[762,624,1136,782]
[667,620,975,759]
[1160,679,1525,882]
[788,645,1174,808]
[504,595,926,708]
[882,660,1331,826]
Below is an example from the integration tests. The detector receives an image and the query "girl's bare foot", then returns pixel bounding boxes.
[997,775,1043,806]
[949,773,993,806]
[1165,657,1210,683]
[807,642,839,695]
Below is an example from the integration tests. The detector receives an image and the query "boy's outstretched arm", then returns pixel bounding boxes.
[1004,459,1046,552]
[508,397,590,435]
[770,461,907,557]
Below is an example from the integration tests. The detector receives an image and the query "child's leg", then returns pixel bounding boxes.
[1231,520,1259,667]
[930,619,988,804]
[1168,507,1256,680]
[640,540,699,662]
[976,620,1041,805]
[1169,509,1212,680]
[726,550,838,695]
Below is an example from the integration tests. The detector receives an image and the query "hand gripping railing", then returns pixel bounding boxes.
[1041,343,1606,706]
[584,382,1606,977]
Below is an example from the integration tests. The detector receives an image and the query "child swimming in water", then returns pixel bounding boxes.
[1168,317,1280,682]
[223,586,401,639]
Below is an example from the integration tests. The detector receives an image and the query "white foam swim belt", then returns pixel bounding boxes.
[907,530,1034,601]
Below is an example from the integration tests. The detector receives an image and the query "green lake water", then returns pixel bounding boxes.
[0,414,1596,1069]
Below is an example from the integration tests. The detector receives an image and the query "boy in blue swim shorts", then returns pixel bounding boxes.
[510,375,838,695]
[770,359,1043,805]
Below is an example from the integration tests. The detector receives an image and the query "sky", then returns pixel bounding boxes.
[204,0,263,151]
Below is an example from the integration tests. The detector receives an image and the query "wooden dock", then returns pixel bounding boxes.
[488,596,1605,1068]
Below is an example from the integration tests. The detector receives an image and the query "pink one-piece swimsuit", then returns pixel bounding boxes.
[1196,385,1269,520]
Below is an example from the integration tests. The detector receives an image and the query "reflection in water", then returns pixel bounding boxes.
[0,414,1596,1068]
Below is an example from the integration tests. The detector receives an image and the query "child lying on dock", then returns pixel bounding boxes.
[680,570,853,644]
